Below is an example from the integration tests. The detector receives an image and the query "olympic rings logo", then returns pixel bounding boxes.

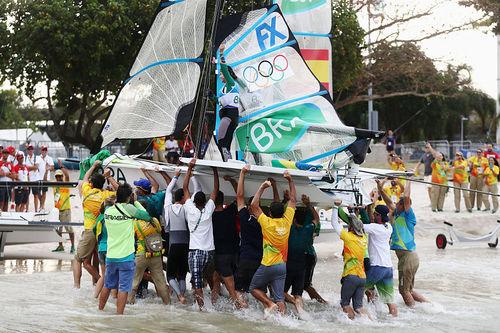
[242,54,289,87]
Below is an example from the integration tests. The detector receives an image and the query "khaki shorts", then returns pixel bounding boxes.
[396,250,419,293]
[58,209,74,233]
[75,229,97,262]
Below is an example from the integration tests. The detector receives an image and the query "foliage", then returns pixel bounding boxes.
[3,0,158,151]
[460,0,500,34]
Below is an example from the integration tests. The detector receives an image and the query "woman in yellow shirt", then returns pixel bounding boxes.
[430,151,450,212]
[482,157,499,213]
[452,152,472,213]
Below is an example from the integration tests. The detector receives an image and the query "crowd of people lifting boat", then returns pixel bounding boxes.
[69,154,427,319]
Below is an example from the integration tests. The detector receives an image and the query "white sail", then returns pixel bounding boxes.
[101,0,208,147]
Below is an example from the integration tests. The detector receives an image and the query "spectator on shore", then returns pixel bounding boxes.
[468,149,488,210]
[482,157,499,214]
[384,130,396,153]
[152,137,167,163]
[0,148,15,211]
[37,145,55,211]
[414,142,434,201]
[451,152,472,213]
[428,146,449,212]
[387,153,406,172]
[483,144,500,160]
[12,151,30,213]
[24,145,39,212]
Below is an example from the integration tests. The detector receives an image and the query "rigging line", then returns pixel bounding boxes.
[358,169,500,197]
[194,0,225,157]
[393,103,430,135]
[224,4,279,56]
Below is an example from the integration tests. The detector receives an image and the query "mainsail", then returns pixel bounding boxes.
[273,0,333,97]
[215,5,365,166]
[101,0,208,147]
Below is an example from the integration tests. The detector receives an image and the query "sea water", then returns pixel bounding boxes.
[1,232,499,333]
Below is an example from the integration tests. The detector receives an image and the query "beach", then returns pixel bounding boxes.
[1,180,499,332]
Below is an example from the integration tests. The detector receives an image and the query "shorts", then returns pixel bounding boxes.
[166,243,189,281]
[74,230,97,262]
[424,176,432,188]
[215,253,238,278]
[366,265,395,304]
[98,251,107,265]
[58,209,74,233]
[31,186,40,196]
[235,258,261,292]
[303,253,317,289]
[285,265,306,296]
[104,260,136,292]
[188,249,214,289]
[340,275,366,310]
[396,250,419,293]
[0,187,10,203]
[249,263,287,303]
[14,188,29,205]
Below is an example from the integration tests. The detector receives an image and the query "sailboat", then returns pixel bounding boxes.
[98,0,384,207]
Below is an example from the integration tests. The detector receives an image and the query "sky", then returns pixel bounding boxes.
[360,0,498,99]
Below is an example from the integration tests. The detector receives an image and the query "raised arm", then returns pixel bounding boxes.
[395,178,405,193]
[251,180,270,219]
[376,179,395,211]
[159,170,172,185]
[166,169,181,205]
[236,165,249,211]
[210,167,219,201]
[141,168,159,194]
[403,179,411,212]
[303,195,319,225]
[268,178,280,203]
[283,171,296,209]
[103,168,119,191]
[183,158,196,200]
[80,160,101,195]
[58,159,70,182]
[223,175,238,194]
[330,200,343,236]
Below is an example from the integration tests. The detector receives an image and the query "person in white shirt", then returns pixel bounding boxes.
[24,145,40,212]
[182,158,219,311]
[0,148,15,211]
[36,145,54,211]
[364,204,398,316]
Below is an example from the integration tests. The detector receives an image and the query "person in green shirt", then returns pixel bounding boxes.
[98,183,152,315]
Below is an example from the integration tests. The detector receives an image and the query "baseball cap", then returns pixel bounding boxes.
[374,205,390,223]
[16,151,25,158]
[133,178,152,193]
[348,214,365,236]
[41,145,48,151]
[55,169,64,177]
[6,146,15,154]
[27,144,34,150]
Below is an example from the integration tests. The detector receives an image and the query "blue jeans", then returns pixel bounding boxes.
[104,261,136,292]
[249,263,286,302]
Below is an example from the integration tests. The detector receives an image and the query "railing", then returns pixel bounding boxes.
[398,140,492,162]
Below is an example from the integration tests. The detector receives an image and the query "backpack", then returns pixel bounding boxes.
[135,218,164,253]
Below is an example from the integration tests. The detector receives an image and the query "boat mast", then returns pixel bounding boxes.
[194,0,225,158]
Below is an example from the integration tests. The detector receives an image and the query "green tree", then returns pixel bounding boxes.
[0,89,25,129]
[3,0,158,151]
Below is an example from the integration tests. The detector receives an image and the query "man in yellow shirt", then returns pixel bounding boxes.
[482,157,499,213]
[452,152,472,213]
[249,171,296,315]
[428,146,449,212]
[387,153,406,172]
[73,160,119,288]
[468,149,488,210]
[152,136,166,162]
[382,178,404,204]
[52,160,76,253]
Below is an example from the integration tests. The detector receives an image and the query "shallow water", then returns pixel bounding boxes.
[1,232,499,333]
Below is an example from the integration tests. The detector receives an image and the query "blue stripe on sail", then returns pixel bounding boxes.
[239,90,328,123]
[125,58,203,83]
[225,5,279,56]
[285,124,309,152]
[300,144,351,164]
[229,40,297,67]
[294,32,332,38]
[161,0,185,8]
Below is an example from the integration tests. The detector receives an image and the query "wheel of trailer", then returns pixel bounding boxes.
[436,234,447,249]
[488,238,498,248]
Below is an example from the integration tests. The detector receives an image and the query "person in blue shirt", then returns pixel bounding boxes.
[376,179,428,307]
